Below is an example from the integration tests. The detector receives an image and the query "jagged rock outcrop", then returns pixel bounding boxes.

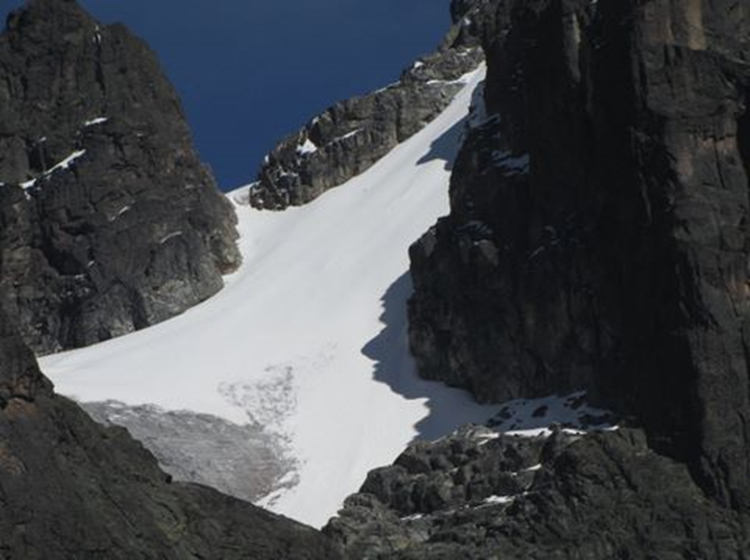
[247,3,484,210]
[0,0,240,354]
[409,0,750,513]
[0,309,342,559]
[327,427,749,559]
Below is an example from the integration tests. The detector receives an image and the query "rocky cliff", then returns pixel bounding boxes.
[0,0,240,354]
[247,3,484,210]
[408,0,750,515]
[0,308,342,559]
[327,427,748,559]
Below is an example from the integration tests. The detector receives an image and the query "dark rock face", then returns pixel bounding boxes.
[409,0,750,511]
[0,309,342,559]
[0,0,240,354]
[247,3,484,210]
[327,427,749,559]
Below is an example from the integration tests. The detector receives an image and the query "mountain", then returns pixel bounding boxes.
[4,0,750,557]
[0,0,240,354]
[40,63,495,529]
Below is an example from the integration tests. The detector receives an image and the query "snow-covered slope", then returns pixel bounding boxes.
[40,65,496,528]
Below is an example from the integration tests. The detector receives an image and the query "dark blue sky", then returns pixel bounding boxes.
[1,0,453,190]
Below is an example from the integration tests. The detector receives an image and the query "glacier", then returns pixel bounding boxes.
[40,65,497,528]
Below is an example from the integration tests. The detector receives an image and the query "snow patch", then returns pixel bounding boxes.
[372,82,399,95]
[107,205,132,222]
[159,231,183,244]
[296,138,318,156]
[483,495,515,505]
[84,117,109,127]
[426,68,481,88]
[487,391,618,438]
[333,129,361,143]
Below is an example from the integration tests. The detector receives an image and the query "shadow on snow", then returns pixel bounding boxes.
[362,272,496,443]
[415,111,467,172]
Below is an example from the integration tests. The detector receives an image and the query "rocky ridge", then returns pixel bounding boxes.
[247,2,485,210]
[0,0,240,354]
[324,0,750,556]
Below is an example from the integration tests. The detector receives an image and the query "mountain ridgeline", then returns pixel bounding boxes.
[247,5,484,210]
[0,0,240,354]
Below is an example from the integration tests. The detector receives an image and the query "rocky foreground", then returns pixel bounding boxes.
[328,427,747,559]
[0,307,342,559]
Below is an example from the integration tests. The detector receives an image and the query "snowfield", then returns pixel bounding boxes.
[40,65,499,528]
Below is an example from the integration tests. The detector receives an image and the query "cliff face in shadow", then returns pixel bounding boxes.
[408,0,750,512]
[0,0,240,354]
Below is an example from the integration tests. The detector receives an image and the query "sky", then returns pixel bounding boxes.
[1,0,453,190]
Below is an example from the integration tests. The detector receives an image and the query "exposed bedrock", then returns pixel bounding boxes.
[327,426,749,559]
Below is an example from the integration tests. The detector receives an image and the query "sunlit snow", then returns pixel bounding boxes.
[84,117,109,127]
[40,65,496,528]
[296,138,318,156]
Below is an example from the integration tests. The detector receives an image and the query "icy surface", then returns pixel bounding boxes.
[40,66,495,528]
[83,400,294,502]
[84,117,109,127]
